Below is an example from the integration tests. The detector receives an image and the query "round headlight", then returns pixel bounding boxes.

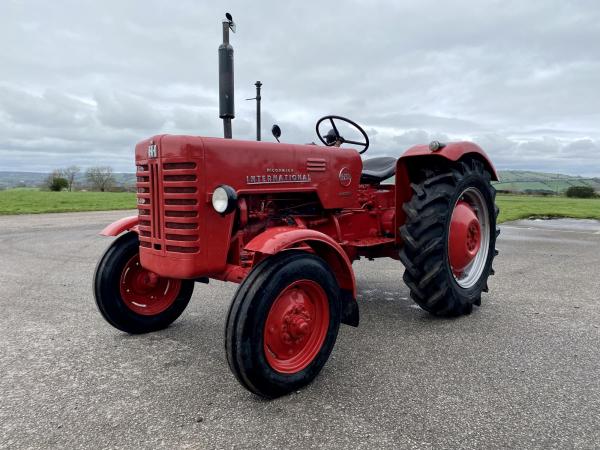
[212,185,237,214]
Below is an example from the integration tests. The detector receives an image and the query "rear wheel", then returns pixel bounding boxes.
[399,158,499,316]
[94,232,194,333]
[225,252,341,398]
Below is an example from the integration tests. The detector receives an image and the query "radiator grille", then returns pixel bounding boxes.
[136,161,200,254]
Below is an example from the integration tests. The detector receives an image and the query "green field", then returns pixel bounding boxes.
[496,194,600,223]
[1,189,600,224]
[0,189,135,215]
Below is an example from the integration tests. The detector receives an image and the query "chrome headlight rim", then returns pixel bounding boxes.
[212,185,238,215]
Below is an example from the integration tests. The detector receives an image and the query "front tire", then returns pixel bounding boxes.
[399,158,499,316]
[225,252,342,398]
[93,232,194,334]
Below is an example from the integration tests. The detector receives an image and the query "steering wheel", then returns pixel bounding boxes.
[315,115,369,154]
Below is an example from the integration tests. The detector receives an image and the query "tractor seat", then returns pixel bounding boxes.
[360,156,397,184]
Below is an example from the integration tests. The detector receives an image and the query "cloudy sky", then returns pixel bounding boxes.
[1,0,599,176]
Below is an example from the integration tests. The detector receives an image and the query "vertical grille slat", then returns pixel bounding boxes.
[151,163,162,240]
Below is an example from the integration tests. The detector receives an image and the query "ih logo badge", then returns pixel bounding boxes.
[148,142,158,159]
[339,167,352,187]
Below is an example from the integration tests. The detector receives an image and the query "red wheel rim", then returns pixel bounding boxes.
[263,280,330,374]
[449,200,482,275]
[119,254,181,316]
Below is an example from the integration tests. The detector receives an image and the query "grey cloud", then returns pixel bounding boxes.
[368,113,485,133]
[0,0,599,174]
[474,134,600,177]
[392,130,448,148]
[95,91,166,130]
[0,87,94,128]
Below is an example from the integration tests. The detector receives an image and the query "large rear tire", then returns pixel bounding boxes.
[399,158,499,316]
[94,232,194,334]
[225,252,341,398]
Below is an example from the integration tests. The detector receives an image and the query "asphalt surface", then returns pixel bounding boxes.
[1,212,599,449]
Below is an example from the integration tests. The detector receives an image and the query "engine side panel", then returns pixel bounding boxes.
[197,137,363,209]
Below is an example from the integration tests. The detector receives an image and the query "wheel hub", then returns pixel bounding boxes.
[283,303,312,343]
[449,200,482,274]
[264,280,329,373]
[120,255,181,316]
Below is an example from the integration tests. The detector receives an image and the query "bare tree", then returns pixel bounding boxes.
[61,165,80,192]
[45,169,69,191]
[86,166,115,192]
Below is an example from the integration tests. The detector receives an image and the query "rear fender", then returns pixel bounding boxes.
[100,216,139,236]
[398,141,498,180]
[395,141,498,236]
[245,227,359,327]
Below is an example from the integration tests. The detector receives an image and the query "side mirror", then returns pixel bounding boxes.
[271,124,281,143]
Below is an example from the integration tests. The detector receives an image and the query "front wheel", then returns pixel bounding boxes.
[225,252,342,398]
[399,158,499,316]
[93,232,194,334]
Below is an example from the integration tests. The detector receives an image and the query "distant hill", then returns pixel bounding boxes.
[1,169,599,194]
[0,172,47,189]
[0,171,136,190]
[494,170,600,194]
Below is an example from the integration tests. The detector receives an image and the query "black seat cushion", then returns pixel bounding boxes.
[360,156,397,184]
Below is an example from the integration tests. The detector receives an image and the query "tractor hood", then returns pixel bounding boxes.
[135,135,363,210]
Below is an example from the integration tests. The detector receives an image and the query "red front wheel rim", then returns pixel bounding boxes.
[119,254,181,316]
[263,280,330,374]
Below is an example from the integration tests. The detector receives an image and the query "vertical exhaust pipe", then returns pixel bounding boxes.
[219,13,235,138]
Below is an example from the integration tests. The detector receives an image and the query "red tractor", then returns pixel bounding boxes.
[94,115,499,398]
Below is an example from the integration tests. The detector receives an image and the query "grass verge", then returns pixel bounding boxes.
[0,189,135,215]
[496,194,600,223]
[1,189,599,223]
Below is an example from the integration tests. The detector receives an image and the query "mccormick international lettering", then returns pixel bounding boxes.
[246,173,312,184]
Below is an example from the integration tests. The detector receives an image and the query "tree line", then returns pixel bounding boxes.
[46,166,117,192]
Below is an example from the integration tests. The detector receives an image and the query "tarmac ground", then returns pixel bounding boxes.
[1,212,599,449]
